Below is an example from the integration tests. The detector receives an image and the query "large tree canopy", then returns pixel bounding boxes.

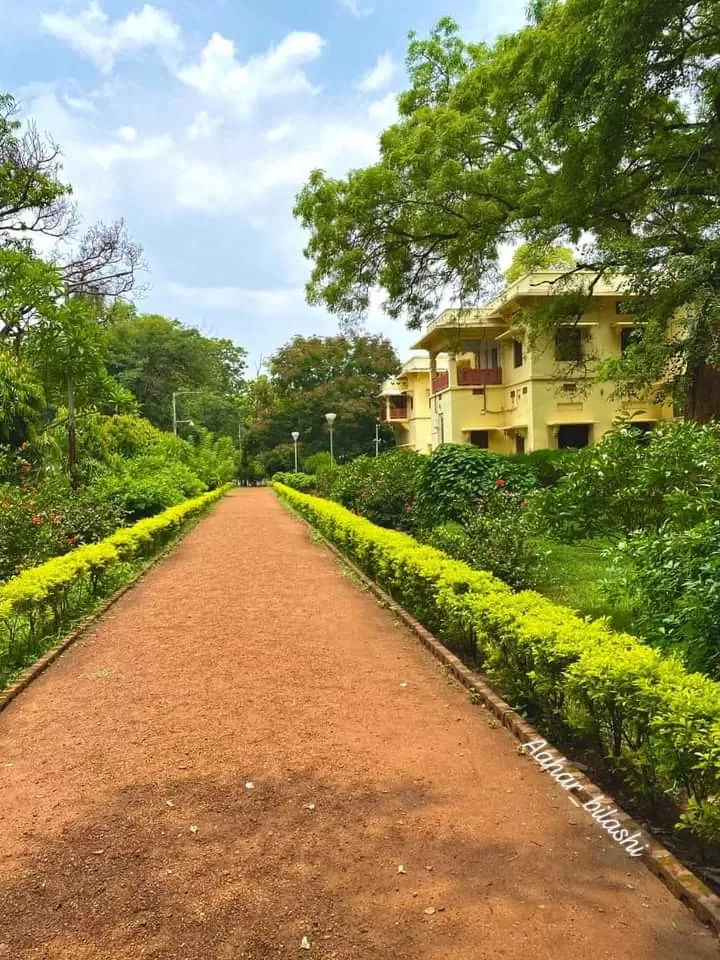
[103,307,247,437]
[295,3,720,417]
[245,334,399,470]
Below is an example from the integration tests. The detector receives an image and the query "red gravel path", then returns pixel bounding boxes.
[0,489,716,959]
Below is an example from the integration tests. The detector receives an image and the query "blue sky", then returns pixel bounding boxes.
[2,0,530,368]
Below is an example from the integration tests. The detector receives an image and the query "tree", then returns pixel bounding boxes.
[295,5,720,418]
[0,92,75,243]
[504,243,575,284]
[245,334,399,469]
[26,296,135,480]
[0,348,45,446]
[0,93,144,342]
[103,308,247,436]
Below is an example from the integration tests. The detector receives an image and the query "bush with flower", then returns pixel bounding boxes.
[0,476,125,581]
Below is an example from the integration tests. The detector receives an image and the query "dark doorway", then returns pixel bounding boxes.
[558,424,590,449]
[515,434,526,454]
[469,430,489,449]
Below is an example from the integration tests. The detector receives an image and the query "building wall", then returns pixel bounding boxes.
[423,300,672,453]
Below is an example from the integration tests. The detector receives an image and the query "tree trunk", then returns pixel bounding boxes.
[686,363,720,423]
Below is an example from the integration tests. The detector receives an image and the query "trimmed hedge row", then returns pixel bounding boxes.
[272,471,317,493]
[274,482,720,843]
[0,485,231,687]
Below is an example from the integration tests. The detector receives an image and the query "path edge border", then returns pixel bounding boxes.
[0,500,224,716]
[284,502,720,937]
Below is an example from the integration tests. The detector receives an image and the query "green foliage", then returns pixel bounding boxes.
[606,521,720,677]
[0,349,45,447]
[272,472,317,493]
[425,492,544,590]
[510,448,577,488]
[103,308,247,437]
[414,444,536,528]
[91,458,206,520]
[0,478,125,581]
[303,451,333,474]
[0,486,229,687]
[244,335,399,472]
[295,4,720,417]
[535,420,720,541]
[505,243,576,284]
[274,482,720,843]
[329,449,424,531]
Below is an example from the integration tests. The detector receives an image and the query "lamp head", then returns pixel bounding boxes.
[325,412,337,425]
[291,431,300,441]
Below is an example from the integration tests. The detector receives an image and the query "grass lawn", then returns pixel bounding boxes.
[532,538,639,634]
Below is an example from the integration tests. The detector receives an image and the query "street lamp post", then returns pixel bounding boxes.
[291,431,300,473]
[325,412,337,464]
[172,390,196,436]
[374,419,381,457]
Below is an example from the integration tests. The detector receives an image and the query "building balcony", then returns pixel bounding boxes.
[432,371,449,393]
[388,406,409,420]
[457,367,502,387]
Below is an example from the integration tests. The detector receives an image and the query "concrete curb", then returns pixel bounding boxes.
[0,501,224,716]
[294,515,720,936]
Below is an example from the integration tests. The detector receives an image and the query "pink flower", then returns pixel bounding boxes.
[31,514,43,526]
[495,478,506,488]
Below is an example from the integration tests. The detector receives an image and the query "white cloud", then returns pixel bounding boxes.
[41,1,182,73]
[266,122,294,143]
[117,125,138,142]
[93,134,174,170]
[63,94,97,113]
[186,111,225,140]
[339,0,374,17]
[177,31,324,116]
[356,53,396,93]
[172,121,380,213]
[367,92,398,125]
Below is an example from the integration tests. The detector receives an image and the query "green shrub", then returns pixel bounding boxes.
[535,420,720,541]
[0,485,230,687]
[604,520,720,677]
[91,457,206,520]
[424,492,544,590]
[329,449,424,531]
[0,479,126,582]
[414,444,536,528]
[304,451,332,474]
[509,448,577,488]
[272,471,316,493]
[273,481,720,843]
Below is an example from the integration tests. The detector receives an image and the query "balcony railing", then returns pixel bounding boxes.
[432,371,449,393]
[388,407,408,420]
[457,367,502,387]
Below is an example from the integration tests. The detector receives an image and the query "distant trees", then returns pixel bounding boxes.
[103,307,247,437]
[243,334,399,473]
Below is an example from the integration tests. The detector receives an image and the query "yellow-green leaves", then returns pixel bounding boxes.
[0,485,230,687]
[274,481,720,842]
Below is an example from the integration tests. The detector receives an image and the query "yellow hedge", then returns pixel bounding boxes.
[274,482,720,844]
[0,485,230,686]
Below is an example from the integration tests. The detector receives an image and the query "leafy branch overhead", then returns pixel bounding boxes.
[295,3,720,417]
[0,94,144,342]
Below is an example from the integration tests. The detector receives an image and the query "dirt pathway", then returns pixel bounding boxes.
[0,489,716,959]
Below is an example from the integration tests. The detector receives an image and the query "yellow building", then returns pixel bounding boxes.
[379,355,448,452]
[381,271,673,453]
